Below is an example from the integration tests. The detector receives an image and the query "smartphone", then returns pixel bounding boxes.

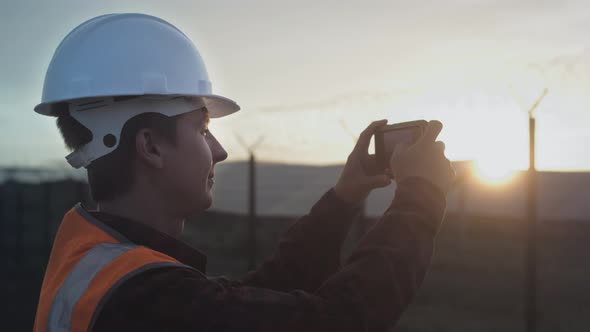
[375,120,427,171]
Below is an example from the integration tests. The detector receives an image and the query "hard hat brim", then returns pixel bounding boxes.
[200,94,241,118]
[34,93,240,118]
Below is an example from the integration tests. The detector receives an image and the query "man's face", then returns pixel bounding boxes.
[161,109,227,215]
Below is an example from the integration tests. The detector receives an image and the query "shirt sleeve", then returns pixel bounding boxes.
[239,188,362,292]
[92,177,446,332]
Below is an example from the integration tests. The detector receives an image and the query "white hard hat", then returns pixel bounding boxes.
[35,13,240,168]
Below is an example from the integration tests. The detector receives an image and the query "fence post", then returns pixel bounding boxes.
[44,182,53,252]
[247,154,257,271]
[525,116,537,332]
[0,184,4,253]
[15,183,24,267]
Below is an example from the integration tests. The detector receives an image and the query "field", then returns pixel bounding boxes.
[182,211,590,332]
[1,179,588,331]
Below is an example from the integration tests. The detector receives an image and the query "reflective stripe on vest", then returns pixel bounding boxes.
[34,204,189,332]
[47,243,135,331]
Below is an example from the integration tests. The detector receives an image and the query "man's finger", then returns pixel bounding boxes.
[434,141,445,153]
[392,142,409,158]
[354,119,388,154]
[362,154,380,176]
[364,174,391,189]
[388,142,409,173]
[417,120,443,146]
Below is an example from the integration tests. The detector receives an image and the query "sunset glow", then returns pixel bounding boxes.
[473,158,518,185]
[1,2,588,172]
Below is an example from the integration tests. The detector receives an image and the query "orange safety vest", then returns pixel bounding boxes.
[34,203,189,332]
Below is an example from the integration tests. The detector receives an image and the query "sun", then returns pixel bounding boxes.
[473,158,517,185]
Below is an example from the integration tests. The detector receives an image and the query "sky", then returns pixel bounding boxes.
[1,0,589,171]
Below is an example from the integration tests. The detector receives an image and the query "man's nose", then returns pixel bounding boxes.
[211,135,228,163]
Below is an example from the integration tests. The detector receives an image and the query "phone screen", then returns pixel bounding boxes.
[375,121,426,172]
[383,128,415,158]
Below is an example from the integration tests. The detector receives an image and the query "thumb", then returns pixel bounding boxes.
[390,142,409,166]
[393,142,409,157]
[365,174,391,188]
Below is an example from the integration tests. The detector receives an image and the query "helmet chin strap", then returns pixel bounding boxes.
[66,96,205,169]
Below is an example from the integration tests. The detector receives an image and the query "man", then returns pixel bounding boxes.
[34,13,454,331]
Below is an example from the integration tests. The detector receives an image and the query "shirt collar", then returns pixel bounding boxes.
[83,205,207,272]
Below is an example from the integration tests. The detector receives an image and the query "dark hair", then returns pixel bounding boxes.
[56,105,178,202]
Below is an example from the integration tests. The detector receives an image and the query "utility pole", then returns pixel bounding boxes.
[235,133,265,271]
[524,88,547,332]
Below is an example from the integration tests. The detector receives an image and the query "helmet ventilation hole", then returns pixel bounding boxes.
[103,134,117,148]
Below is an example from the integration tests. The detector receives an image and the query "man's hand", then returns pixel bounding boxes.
[334,120,392,205]
[390,120,455,194]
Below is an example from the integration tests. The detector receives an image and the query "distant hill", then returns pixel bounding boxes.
[209,161,590,221]
[2,162,588,220]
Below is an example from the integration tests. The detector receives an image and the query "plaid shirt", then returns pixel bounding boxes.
[90,178,446,332]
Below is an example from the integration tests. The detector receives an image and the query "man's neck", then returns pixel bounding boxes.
[96,190,185,238]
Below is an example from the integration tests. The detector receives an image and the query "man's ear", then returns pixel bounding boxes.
[135,128,165,168]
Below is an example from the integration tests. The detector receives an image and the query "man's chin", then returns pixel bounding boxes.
[185,193,213,216]
[203,195,213,209]
[200,191,213,210]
